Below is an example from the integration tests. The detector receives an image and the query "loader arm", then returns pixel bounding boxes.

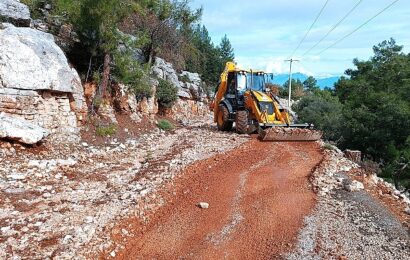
[212,62,237,122]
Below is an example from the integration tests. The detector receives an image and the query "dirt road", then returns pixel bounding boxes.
[113,139,323,259]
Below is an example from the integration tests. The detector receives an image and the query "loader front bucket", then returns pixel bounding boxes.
[259,127,322,141]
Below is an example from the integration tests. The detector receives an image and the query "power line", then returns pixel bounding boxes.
[317,0,401,55]
[289,0,331,58]
[302,0,363,57]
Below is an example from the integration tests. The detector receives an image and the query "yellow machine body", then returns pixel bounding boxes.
[211,62,322,141]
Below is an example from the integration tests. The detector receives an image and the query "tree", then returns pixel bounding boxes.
[120,0,202,68]
[219,34,234,64]
[281,79,304,100]
[303,76,319,93]
[334,38,410,189]
[293,90,343,141]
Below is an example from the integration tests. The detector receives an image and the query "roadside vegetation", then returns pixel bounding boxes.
[293,39,410,190]
[22,0,234,102]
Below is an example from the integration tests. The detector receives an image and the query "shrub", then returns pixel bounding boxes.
[179,74,191,83]
[157,119,174,131]
[95,124,117,136]
[156,79,178,109]
[323,143,335,150]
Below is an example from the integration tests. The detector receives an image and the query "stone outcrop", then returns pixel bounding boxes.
[0,113,49,144]
[0,0,30,27]
[0,23,85,142]
[113,57,210,122]
[150,57,210,120]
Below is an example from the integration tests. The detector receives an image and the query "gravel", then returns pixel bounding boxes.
[0,118,248,259]
[287,145,410,260]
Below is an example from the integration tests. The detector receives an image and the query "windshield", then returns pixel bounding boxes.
[237,73,247,93]
[246,73,265,91]
[264,73,275,85]
[236,72,268,92]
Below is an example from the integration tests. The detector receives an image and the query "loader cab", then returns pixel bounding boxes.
[224,71,269,112]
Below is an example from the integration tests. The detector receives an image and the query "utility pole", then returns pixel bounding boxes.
[284,59,299,109]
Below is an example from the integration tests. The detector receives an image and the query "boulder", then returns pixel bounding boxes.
[0,0,30,27]
[344,149,361,163]
[0,23,84,110]
[151,57,181,89]
[343,179,364,192]
[179,71,201,86]
[0,113,49,144]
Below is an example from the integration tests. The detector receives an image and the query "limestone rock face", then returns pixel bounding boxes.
[0,23,85,142]
[151,57,207,101]
[0,113,49,144]
[0,23,84,108]
[0,0,30,27]
[151,57,181,89]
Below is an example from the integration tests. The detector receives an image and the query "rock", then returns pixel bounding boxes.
[56,158,77,166]
[0,0,31,27]
[7,173,26,180]
[198,202,209,209]
[0,113,49,144]
[179,71,201,85]
[404,207,410,215]
[0,23,84,110]
[110,251,116,257]
[84,216,94,224]
[344,180,364,192]
[151,57,181,88]
[344,150,361,163]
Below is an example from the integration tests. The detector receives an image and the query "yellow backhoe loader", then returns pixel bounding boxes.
[210,62,322,141]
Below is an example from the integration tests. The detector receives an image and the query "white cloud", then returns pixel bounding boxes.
[193,0,410,76]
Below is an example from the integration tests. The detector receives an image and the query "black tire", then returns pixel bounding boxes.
[217,105,233,131]
[235,110,248,134]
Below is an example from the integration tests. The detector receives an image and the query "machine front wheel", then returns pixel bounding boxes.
[235,110,248,134]
[217,105,233,131]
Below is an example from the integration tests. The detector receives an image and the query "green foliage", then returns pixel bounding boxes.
[179,74,191,83]
[280,79,305,100]
[112,34,152,99]
[95,124,117,137]
[297,38,410,189]
[293,89,343,141]
[184,25,234,87]
[303,76,320,93]
[157,119,174,131]
[323,143,336,150]
[156,79,178,109]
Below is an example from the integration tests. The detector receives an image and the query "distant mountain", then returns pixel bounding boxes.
[271,73,340,89]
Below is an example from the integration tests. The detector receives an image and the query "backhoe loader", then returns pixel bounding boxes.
[210,62,322,141]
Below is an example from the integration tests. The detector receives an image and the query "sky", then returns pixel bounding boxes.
[190,0,410,78]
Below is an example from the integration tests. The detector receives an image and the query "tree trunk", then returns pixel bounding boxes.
[101,53,111,98]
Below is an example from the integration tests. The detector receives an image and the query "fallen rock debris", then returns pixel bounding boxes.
[0,119,248,259]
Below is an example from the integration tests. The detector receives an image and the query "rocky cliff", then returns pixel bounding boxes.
[0,0,210,144]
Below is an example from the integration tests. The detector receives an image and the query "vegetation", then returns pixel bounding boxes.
[293,39,410,190]
[156,79,178,109]
[23,0,234,102]
[157,119,174,131]
[95,124,117,137]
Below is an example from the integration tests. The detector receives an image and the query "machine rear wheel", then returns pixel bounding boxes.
[235,110,248,134]
[217,105,233,131]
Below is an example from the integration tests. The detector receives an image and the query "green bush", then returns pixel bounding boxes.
[323,143,335,150]
[95,124,117,137]
[157,119,174,131]
[293,91,343,142]
[179,74,191,83]
[156,79,178,109]
[112,42,152,100]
